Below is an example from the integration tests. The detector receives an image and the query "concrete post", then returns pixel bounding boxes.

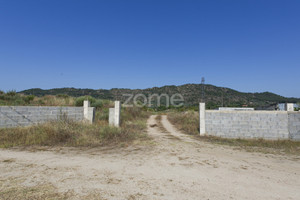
[109,101,121,127]
[87,107,95,124]
[114,101,121,127]
[199,103,206,135]
[83,100,90,120]
[109,108,115,126]
[287,103,294,111]
[83,100,95,124]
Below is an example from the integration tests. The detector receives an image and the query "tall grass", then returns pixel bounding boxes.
[167,111,199,135]
[0,91,151,148]
[0,121,105,147]
[0,106,150,148]
[121,106,150,122]
[0,92,75,106]
[0,93,105,108]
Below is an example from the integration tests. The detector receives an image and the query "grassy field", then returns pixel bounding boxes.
[167,111,300,155]
[0,101,150,148]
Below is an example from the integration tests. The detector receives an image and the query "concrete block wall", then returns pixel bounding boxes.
[0,106,84,128]
[205,110,290,140]
[288,112,300,140]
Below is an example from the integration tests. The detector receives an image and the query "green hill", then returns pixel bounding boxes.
[19,84,300,109]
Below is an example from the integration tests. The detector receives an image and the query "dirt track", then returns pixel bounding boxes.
[1,115,300,199]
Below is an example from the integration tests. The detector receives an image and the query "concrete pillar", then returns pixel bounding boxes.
[83,100,90,108]
[199,103,206,135]
[109,108,115,126]
[287,103,294,111]
[83,100,95,124]
[109,101,121,127]
[114,101,121,127]
[87,107,95,124]
[83,100,90,119]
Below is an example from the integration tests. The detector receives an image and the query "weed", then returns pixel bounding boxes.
[0,106,150,148]
[167,111,199,135]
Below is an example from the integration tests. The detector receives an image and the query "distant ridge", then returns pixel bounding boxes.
[19,84,300,108]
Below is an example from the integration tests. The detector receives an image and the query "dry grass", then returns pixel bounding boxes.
[121,106,150,122]
[198,135,300,155]
[0,121,125,148]
[167,111,300,155]
[0,180,72,200]
[0,93,76,107]
[0,178,104,200]
[33,95,75,106]
[0,107,150,148]
[0,93,109,108]
[167,111,199,135]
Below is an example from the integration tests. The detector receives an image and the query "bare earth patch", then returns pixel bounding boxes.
[0,115,300,199]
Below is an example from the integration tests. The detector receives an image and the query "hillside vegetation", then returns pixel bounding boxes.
[0,91,105,108]
[19,84,300,109]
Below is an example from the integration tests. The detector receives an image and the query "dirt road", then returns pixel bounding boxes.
[1,115,300,199]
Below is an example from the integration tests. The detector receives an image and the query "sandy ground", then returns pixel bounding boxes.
[1,115,300,199]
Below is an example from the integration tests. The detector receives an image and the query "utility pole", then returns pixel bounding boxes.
[201,77,205,103]
[221,91,224,107]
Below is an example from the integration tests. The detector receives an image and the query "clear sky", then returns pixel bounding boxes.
[0,0,299,97]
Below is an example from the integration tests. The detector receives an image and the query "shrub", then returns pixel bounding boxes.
[75,96,103,108]
[95,107,109,121]
[13,98,25,105]
[75,96,96,107]
[91,99,103,108]
[37,99,45,105]
[101,99,113,107]
[6,90,17,96]
[24,95,35,104]
[56,94,69,98]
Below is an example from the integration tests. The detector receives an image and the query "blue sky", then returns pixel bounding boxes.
[0,0,299,97]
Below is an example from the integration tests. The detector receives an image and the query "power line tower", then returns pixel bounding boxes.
[201,77,205,103]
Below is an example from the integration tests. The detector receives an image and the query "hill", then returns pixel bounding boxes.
[19,84,300,109]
